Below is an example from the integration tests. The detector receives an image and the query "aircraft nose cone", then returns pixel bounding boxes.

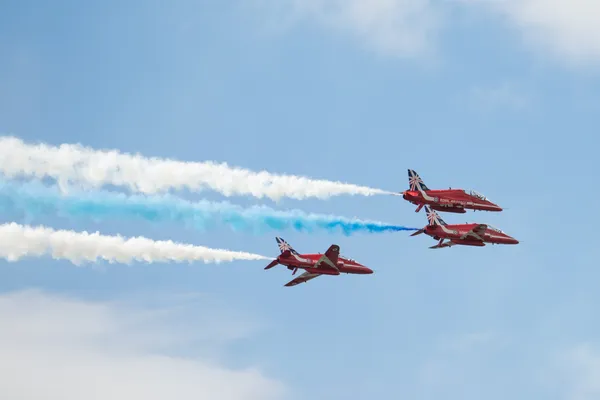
[365,267,374,274]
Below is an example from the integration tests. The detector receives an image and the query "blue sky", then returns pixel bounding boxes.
[1,1,599,399]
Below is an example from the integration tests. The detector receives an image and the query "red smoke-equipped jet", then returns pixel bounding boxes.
[410,206,519,249]
[401,169,502,214]
[264,237,373,287]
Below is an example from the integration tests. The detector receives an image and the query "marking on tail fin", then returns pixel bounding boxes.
[408,169,430,191]
[425,206,458,235]
[276,237,299,255]
[425,206,446,226]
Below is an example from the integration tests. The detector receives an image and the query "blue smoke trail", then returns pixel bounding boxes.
[0,179,418,235]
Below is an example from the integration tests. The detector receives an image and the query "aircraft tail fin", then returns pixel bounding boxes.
[276,237,299,255]
[425,206,447,226]
[408,169,430,191]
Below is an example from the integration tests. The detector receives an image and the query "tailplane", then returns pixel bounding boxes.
[408,169,430,191]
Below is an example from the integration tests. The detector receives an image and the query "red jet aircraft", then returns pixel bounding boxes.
[401,169,502,214]
[411,206,519,249]
[264,237,373,287]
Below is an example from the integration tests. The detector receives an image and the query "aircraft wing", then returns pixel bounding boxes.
[314,244,340,270]
[324,244,340,264]
[284,271,322,287]
[430,240,456,249]
[460,224,487,241]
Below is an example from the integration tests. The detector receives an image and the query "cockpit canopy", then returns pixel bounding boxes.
[465,189,487,201]
[486,225,504,233]
[341,254,355,262]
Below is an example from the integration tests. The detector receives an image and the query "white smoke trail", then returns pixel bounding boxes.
[0,136,393,200]
[0,222,269,265]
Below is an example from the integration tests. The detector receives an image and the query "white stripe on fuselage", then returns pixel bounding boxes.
[486,234,511,240]
[421,190,491,209]
[435,226,510,241]
[419,189,435,201]
[435,197,490,209]
[440,225,457,235]
[292,253,347,267]
[292,253,311,263]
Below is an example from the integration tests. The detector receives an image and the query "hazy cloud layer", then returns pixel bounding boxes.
[0,290,285,400]
[256,0,600,66]
[253,0,441,58]
[473,0,600,66]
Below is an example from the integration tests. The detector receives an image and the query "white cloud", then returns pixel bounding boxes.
[0,289,286,400]
[253,0,600,67]
[252,0,442,58]
[464,0,600,66]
